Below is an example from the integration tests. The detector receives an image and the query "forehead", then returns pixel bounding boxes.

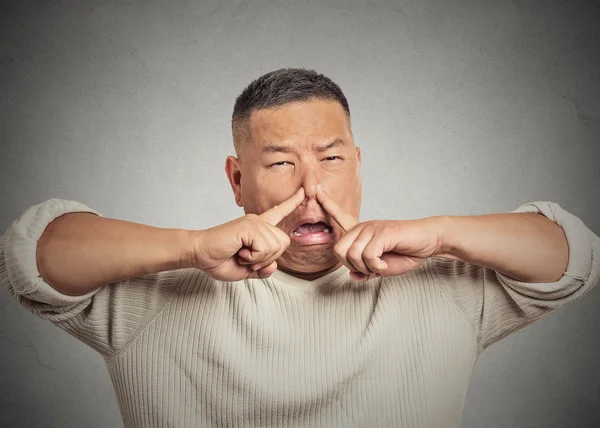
[248,99,351,148]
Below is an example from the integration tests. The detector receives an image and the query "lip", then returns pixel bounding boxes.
[288,215,335,246]
[290,230,335,245]
[289,216,331,233]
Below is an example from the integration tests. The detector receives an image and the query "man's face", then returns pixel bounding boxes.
[225,99,362,276]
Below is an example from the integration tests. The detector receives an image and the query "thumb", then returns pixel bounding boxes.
[246,261,278,279]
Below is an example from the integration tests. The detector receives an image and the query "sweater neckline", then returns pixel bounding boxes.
[269,264,351,293]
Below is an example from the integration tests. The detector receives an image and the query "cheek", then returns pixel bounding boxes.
[245,183,292,214]
[325,168,359,196]
[240,180,265,213]
[322,176,361,214]
[257,170,297,199]
[241,171,274,210]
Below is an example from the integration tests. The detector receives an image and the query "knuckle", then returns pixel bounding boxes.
[347,244,363,260]
[269,238,281,252]
[363,249,377,261]
[268,239,278,251]
[347,249,361,262]
[382,224,395,234]
[268,242,281,256]
[274,229,290,246]
[253,240,269,254]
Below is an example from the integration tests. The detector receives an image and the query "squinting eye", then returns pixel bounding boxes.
[324,156,342,161]
[269,161,292,168]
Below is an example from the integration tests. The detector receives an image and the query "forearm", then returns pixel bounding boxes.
[435,212,569,283]
[36,212,194,296]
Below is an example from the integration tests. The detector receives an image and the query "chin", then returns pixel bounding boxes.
[278,250,339,274]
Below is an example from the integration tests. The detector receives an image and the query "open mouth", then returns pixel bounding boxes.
[290,221,335,245]
[292,221,333,236]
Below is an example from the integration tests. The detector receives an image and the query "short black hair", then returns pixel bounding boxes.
[231,68,351,155]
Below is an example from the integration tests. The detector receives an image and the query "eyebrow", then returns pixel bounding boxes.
[261,138,346,154]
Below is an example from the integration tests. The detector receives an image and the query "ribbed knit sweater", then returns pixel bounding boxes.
[1,198,599,427]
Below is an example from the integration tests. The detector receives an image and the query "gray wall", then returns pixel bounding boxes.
[1,0,599,426]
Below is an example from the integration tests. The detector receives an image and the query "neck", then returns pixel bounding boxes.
[277,261,343,281]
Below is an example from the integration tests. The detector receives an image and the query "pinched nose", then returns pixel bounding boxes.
[301,184,318,200]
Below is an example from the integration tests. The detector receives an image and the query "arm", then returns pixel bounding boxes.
[11,187,304,301]
[1,193,302,358]
[1,198,190,357]
[435,211,569,283]
[37,212,193,296]
[315,187,598,350]
[429,200,599,352]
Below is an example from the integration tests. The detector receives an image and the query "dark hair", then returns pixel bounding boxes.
[231,68,351,155]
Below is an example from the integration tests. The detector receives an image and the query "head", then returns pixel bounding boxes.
[225,68,362,278]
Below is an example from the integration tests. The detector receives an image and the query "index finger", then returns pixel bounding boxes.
[259,187,305,226]
[315,184,358,232]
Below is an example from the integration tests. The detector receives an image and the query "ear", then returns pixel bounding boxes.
[355,146,361,166]
[225,155,243,207]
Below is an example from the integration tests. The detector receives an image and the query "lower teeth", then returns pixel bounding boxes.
[293,228,332,236]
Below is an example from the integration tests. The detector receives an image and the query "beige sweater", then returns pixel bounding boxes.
[1,198,599,427]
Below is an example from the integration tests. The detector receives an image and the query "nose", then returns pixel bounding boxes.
[300,166,320,201]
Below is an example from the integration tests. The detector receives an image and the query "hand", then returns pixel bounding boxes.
[191,187,305,281]
[316,185,443,281]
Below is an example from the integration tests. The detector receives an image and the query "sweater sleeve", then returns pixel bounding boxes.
[428,201,599,354]
[0,198,185,359]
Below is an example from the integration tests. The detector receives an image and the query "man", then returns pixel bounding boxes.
[1,68,599,427]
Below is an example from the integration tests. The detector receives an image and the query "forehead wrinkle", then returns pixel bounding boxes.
[260,137,348,156]
[316,138,346,152]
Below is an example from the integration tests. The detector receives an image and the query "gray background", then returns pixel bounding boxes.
[1,0,599,426]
